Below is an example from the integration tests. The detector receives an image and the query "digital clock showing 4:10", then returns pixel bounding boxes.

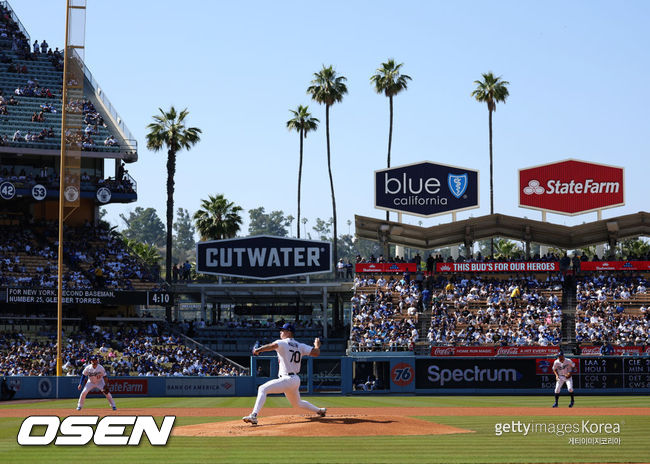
[147,291,174,306]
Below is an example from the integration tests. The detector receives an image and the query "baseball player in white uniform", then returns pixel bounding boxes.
[552,351,575,408]
[242,323,326,425]
[76,355,117,411]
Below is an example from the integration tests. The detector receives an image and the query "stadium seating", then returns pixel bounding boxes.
[575,273,650,346]
[0,320,245,377]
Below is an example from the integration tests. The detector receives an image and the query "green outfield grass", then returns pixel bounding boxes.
[1,396,649,463]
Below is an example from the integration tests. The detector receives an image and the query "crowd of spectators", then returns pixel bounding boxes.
[349,276,421,351]
[0,322,245,377]
[0,221,158,290]
[1,5,123,153]
[575,274,650,346]
[427,276,563,346]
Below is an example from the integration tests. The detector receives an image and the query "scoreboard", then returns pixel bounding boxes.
[579,358,650,389]
[537,358,650,390]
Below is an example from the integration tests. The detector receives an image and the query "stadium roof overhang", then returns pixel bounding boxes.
[355,211,650,250]
[181,281,353,304]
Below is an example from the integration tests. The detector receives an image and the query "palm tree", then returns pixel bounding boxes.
[307,65,348,267]
[286,105,319,238]
[471,72,509,256]
[193,194,243,241]
[493,238,522,259]
[301,217,308,238]
[146,107,202,294]
[471,72,509,216]
[370,59,411,221]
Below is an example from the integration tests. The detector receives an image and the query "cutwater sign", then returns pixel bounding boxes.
[375,161,479,217]
[196,236,332,279]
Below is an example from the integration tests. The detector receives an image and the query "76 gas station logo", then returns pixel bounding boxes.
[391,362,414,387]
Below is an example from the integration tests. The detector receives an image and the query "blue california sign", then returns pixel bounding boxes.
[374,161,479,217]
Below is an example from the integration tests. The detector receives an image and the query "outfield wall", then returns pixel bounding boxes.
[4,356,650,399]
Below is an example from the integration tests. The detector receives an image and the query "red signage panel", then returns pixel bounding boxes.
[355,263,417,273]
[580,261,650,271]
[435,262,559,273]
[430,346,560,357]
[580,345,642,356]
[519,159,624,215]
[89,379,148,395]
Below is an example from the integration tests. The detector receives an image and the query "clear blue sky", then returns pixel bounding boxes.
[12,0,650,237]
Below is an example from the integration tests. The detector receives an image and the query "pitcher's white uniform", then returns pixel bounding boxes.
[77,361,116,410]
[250,338,320,416]
[552,357,575,393]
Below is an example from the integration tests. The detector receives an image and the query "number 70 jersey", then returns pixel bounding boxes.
[275,338,313,375]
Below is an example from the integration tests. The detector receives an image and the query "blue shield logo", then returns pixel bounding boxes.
[448,174,468,199]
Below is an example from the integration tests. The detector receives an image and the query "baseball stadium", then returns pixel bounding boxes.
[1,1,650,463]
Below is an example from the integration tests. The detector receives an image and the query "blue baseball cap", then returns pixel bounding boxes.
[280,323,295,333]
[557,350,564,357]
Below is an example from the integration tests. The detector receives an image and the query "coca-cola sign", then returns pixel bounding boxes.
[430,346,559,357]
[519,159,624,215]
[580,345,642,356]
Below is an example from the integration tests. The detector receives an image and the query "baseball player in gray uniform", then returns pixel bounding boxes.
[552,351,575,408]
[76,355,117,411]
[242,323,326,425]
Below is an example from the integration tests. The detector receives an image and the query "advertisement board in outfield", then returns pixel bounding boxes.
[580,346,642,356]
[519,159,624,215]
[430,346,559,356]
[355,262,417,273]
[436,262,559,273]
[196,235,332,279]
[375,161,479,217]
[580,261,650,271]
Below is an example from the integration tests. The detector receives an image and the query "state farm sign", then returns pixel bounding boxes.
[519,159,624,215]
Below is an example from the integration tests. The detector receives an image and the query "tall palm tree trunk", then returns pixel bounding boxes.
[165,149,176,321]
[325,105,339,327]
[297,127,303,238]
[488,109,494,257]
[386,95,394,222]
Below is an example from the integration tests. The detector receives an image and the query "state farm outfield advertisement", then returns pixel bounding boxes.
[519,159,624,215]
[89,379,148,395]
[435,262,559,273]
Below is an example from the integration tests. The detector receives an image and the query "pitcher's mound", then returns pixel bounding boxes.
[173,414,474,437]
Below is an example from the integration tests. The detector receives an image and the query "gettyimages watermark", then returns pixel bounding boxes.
[494,420,623,445]
[17,415,176,446]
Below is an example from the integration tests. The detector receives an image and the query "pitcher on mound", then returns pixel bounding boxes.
[242,323,326,425]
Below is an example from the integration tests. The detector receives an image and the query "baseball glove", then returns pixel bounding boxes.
[565,373,572,379]
[102,386,110,394]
